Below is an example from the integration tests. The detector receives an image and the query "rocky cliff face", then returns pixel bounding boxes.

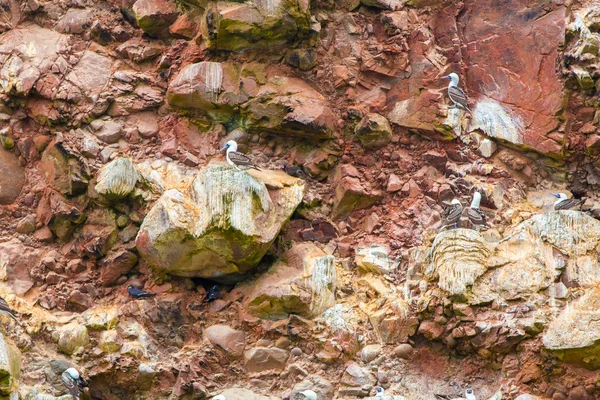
[0,0,599,399]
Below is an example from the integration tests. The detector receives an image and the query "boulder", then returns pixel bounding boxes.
[355,245,398,275]
[244,347,288,372]
[57,323,89,355]
[333,176,381,219]
[244,243,337,320]
[204,325,246,358]
[0,333,20,397]
[291,375,335,400]
[99,330,123,354]
[133,0,179,38]
[543,285,600,370]
[54,9,92,34]
[428,229,490,297]
[136,166,304,281]
[354,113,393,150]
[0,148,25,205]
[95,158,139,200]
[200,0,311,52]
[39,141,89,196]
[215,388,280,400]
[339,361,376,397]
[99,250,138,286]
[0,239,39,295]
[83,307,120,330]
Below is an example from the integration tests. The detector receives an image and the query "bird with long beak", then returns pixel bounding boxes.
[435,388,477,400]
[467,191,488,231]
[441,199,463,230]
[0,296,18,322]
[220,140,261,171]
[299,390,318,400]
[441,73,472,113]
[61,368,89,400]
[553,193,584,210]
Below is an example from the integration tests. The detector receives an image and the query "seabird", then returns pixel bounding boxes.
[206,285,220,302]
[375,386,385,397]
[553,193,584,210]
[220,140,261,171]
[442,73,472,113]
[435,388,477,400]
[213,396,226,400]
[299,390,318,400]
[441,199,463,229]
[467,191,488,231]
[61,368,89,400]
[128,285,156,299]
[0,296,18,322]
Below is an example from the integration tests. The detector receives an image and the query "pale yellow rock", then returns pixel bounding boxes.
[99,329,122,353]
[83,307,119,330]
[57,322,89,355]
[95,158,139,199]
[355,244,398,275]
[136,165,304,281]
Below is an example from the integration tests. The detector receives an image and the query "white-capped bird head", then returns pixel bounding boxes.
[553,193,568,200]
[470,191,482,208]
[65,368,80,379]
[300,390,318,400]
[220,140,238,152]
[465,388,476,400]
[442,72,460,86]
[451,199,462,205]
[375,386,385,396]
[213,395,226,400]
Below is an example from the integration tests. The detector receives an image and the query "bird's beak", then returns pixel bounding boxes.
[441,75,450,79]
[220,145,227,151]
[552,193,560,198]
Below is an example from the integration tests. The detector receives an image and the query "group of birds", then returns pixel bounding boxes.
[212,387,477,399]
[441,191,488,231]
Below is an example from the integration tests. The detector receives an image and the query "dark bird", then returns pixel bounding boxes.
[61,367,89,400]
[442,73,472,113]
[282,162,310,180]
[220,140,261,171]
[553,193,584,210]
[206,285,220,302]
[435,388,477,400]
[441,199,463,230]
[467,191,488,231]
[128,285,156,299]
[0,296,18,322]
[119,8,138,27]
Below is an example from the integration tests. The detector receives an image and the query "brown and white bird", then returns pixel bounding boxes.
[467,191,488,231]
[61,368,89,400]
[0,296,18,322]
[442,73,472,113]
[441,199,463,230]
[553,193,584,211]
[221,140,261,171]
[435,388,477,400]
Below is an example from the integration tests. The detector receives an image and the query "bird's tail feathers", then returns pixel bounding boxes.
[252,165,262,171]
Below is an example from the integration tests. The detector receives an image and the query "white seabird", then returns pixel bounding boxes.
[220,140,261,171]
[553,193,584,210]
[375,386,385,397]
[435,388,477,400]
[441,199,463,230]
[299,390,318,400]
[442,73,472,113]
[467,191,488,231]
[61,368,89,400]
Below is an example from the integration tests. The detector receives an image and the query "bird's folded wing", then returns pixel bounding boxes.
[467,208,487,225]
[0,298,13,314]
[229,151,255,166]
[448,86,469,106]
[61,372,77,391]
[443,204,463,221]
[556,198,584,210]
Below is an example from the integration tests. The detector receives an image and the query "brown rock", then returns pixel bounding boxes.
[169,14,198,39]
[340,361,376,396]
[401,179,421,197]
[33,227,54,243]
[16,215,36,234]
[424,150,447,171]
[116,39,163,62]
[0,148,25,204]
[99,250,138,286]
[354,113,393,150]
[386,174,403,192]
[67,290,92,312]
[204,325,246,359]
[392,343,414,359]
[132,0,179,39]
[291,375,335,400]
[418,320,444,340]
[244,347,288,372]
[568,386,590,400]
[333,176,382,219]
[55,9,92,34]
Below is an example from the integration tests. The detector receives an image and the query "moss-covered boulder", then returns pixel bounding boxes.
[132,0,179,39]
[200,0,311,52]
[244,243,337,320]
[354,113,393,150]
[136,165,304,281]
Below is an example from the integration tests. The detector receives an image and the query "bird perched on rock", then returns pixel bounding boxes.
[441,199,463,230]
[282,161,311,180]
[435,388,477,400]
[206,285,220,302]
[375,386,385,397]
[0,296,18,322]
[220,140,261,171]
[128,285,156,299]
[553,193,584,210]
[467,191,488,231]
[61,368,89,400]
[299,390,318,400]
[442,73,472,113]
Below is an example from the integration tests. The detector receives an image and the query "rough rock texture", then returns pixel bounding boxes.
[136,166,304,281]
[2,0,600,399]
